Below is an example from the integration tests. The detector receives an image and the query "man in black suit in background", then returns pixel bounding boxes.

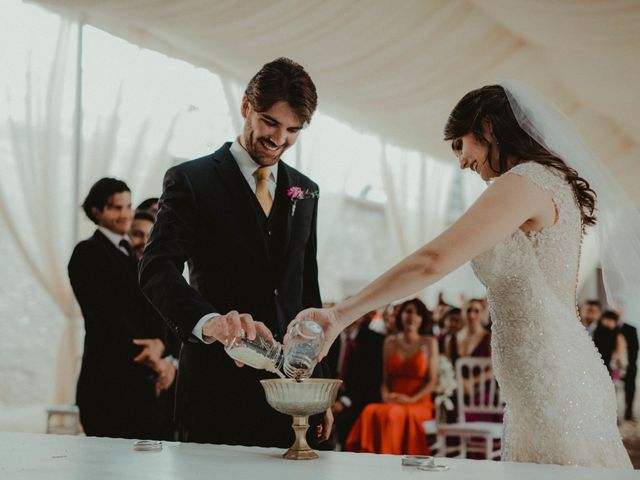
[329,311,385,448]
[619,313,638,421]
[68,178,168,438]
[139,58,332,447]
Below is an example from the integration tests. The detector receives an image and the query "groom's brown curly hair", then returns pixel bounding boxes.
[245,57,318,125]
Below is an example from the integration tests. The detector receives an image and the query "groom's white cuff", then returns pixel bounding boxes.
[192,313,220,344]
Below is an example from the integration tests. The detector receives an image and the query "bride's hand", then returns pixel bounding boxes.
[287,307,342,360]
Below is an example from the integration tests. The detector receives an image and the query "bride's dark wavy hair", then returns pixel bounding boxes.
[444,85,596,228]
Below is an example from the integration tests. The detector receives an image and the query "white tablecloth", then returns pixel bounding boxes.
[0,432,636,479]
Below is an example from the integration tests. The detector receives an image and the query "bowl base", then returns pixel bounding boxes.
[283,447,319,460]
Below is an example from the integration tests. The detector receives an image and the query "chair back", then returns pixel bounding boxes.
[455,357,503,423]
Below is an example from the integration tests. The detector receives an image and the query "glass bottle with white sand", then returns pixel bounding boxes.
[224,319,324,380]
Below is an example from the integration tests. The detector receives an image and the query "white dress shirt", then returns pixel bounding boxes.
[98,226,131,256]
[191,139,279,343]
[230,139,278,198]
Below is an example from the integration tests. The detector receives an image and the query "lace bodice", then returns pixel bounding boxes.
[473,162,582,312]
[471,162,631,469]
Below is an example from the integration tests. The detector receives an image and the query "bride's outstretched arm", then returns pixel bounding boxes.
[293,171,554,358]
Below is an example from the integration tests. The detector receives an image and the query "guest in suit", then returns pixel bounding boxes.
[129,209,181,439]
[129,210,156,261]
[68,178,168,439]
[136,197,159,218]
[330,311,385,449]
[593,311,627,381]
[139,58,332,447]
[619,313,638,421]
[580,299,602,336]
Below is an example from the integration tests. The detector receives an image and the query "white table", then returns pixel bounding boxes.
[0,432,636,480]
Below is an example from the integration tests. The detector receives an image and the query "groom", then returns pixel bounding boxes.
[139,58,332,447]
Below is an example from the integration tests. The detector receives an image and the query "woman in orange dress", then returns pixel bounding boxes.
[345,298,438,455]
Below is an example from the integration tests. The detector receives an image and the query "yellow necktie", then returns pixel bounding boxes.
[254,166,273,216]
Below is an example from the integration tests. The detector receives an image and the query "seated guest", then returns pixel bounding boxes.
[345,299,438,455]
[330,311,385,449]
[447,299,496,423]
[68,178,167,439]
[580,299,602,336]
[382,303,400,335]
[432,293,451,335]
[447,298,491,365]
[439,307,463,356]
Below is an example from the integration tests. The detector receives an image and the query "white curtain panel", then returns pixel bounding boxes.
[292,117,390,302]
[0,3,240,405]
[382,145,455,255]
[381,144,458,305]
[0,2,80,405]
[460,172,487,211]
[0,4,78,318]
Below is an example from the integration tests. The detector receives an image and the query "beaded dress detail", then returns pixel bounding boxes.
[471,162,631,468]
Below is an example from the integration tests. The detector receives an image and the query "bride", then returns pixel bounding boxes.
[292,81,634,469]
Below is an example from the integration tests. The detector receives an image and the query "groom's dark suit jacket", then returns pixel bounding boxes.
[139,142,324,447]
[68,229,163,439]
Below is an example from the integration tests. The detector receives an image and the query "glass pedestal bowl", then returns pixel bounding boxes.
[260,378,341,460]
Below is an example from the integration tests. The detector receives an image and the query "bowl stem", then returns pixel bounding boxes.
[283,415,319,460]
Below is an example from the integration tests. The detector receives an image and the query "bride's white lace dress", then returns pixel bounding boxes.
[471,162,632,469]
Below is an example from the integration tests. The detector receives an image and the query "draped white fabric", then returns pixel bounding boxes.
[30,0,640,204]
[3,0,638,411]
[0,2,237,406]
[381,145,459,304]
[0,4,80,406]
[382,146,454,256]
[1,2,470,407]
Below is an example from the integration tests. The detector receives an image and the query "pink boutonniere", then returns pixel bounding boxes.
[287,186,319,216]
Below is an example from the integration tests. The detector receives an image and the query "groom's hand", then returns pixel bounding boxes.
[202,310,273,347]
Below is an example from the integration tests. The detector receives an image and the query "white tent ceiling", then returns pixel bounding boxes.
[33,0,640,202]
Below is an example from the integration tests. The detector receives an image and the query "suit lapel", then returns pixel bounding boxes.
[93,229,137,272]
[277,162,294,261]
[214,146,269,262]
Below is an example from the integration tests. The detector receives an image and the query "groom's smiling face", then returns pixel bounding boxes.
[240,97,304,166]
